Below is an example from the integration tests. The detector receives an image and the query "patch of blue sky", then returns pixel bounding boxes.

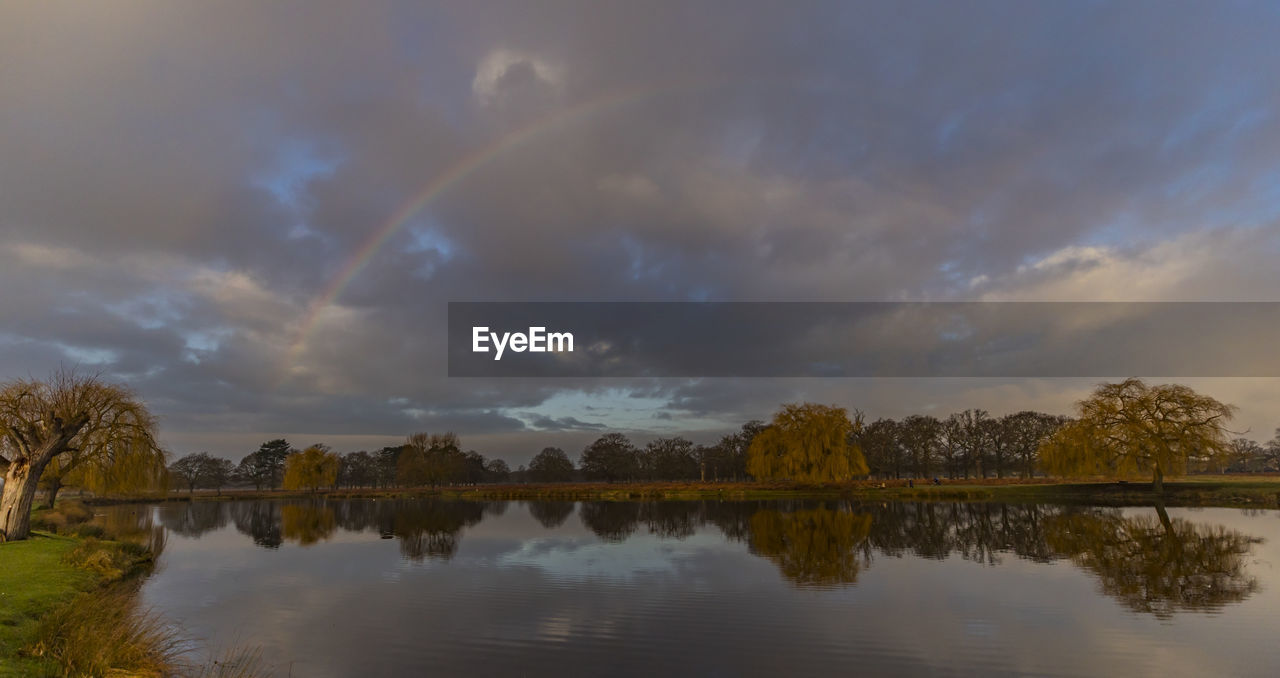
[56,343,118,365]
[102,292,187,331]
[181,329,232,364]
[403,218,460,280]
[508,387,738,435]
[405,218,459,261]
[252,137,341,236]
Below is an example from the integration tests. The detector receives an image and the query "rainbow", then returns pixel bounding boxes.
[283,81,701,374]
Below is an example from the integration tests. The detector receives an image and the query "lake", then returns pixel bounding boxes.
[100,498,1280,676]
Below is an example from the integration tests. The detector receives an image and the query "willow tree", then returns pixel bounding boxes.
[282,446,340,493]
[42,435,168,507]
[1,371,165,540]
[1040,379,1235,494]
[747,403,868,482]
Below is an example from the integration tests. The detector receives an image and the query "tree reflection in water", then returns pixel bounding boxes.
[1045,506,1261,617]
[129,497,1264,616]
[748,505,873,587]
[526,500,575,529]
[231,501,282,548]
[579,502,642,542]
[281,502,336,546]
[391,500,488,561]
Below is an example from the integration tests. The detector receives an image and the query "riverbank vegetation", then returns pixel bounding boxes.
[0,500,264,677]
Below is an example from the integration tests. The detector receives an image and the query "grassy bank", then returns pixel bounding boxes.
[1,502,264,677]
[0,529,167,677]
[0,534,97,677]
[132,475,1280,509]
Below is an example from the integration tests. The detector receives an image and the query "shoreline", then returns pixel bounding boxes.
[88,476,1280,510]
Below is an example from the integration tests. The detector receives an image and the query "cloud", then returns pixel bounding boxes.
[2,1,1279,461]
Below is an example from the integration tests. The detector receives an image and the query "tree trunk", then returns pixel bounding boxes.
[1154,500,1173,533]
[1152,463,1165,495]
[1,456,51,541]
[44,476,63,509]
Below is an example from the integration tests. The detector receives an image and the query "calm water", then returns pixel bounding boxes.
[101,499,1280,677]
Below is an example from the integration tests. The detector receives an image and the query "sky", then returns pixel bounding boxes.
[3,1,1279,464]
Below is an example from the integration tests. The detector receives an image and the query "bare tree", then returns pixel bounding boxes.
[1,370,164,540]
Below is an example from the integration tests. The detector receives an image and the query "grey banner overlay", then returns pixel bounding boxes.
[447,302,1280,377]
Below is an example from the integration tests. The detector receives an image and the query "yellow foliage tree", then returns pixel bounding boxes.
[282,446,339,493]
[747,403,868,482]
[1039,378,1235,493]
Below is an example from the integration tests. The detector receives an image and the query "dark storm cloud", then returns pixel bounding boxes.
[2,1,1280,461]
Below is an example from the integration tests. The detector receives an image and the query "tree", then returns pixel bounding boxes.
[899,414,941,479]
[707,420,763,481]
[206,456,234,495]
[1221,438,1255,473]
[461,451,488,485]
[1004,411,1067,479]
[1039,379,1236,494]
[1265,429,1280,471]
[979,415,1015,479]
[856,418,901,479]
[237,439,293,491]
[528,447,575,482]
[1,370,165,541]
[171,453,212,495]
[640,437,698,480]
[396,433,465,487]
[747,403,868,482]
[938,415,964,479]
[579,434,639,482]
[375,445,405,487]
[282,446,340,493]
[339,451,377,488]
[41,433,168,507]
[483,458,511,482]
[957,409,989,478]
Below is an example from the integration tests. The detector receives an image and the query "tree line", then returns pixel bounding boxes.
[6,369,1280,541]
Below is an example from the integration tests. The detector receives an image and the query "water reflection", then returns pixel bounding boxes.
[281,503,336,546]
[140,498,1265,616]
[526,500,575,529]
[1045,507,1261,617]
[748,507,873,586]
[230,501,282,548]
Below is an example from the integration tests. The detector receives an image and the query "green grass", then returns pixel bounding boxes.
[2,512,267,678]
[0,533,97,677]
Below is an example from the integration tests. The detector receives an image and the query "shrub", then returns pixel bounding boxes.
[28,588,182,677]
[74,523,107,539]
[62,538,154,583]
